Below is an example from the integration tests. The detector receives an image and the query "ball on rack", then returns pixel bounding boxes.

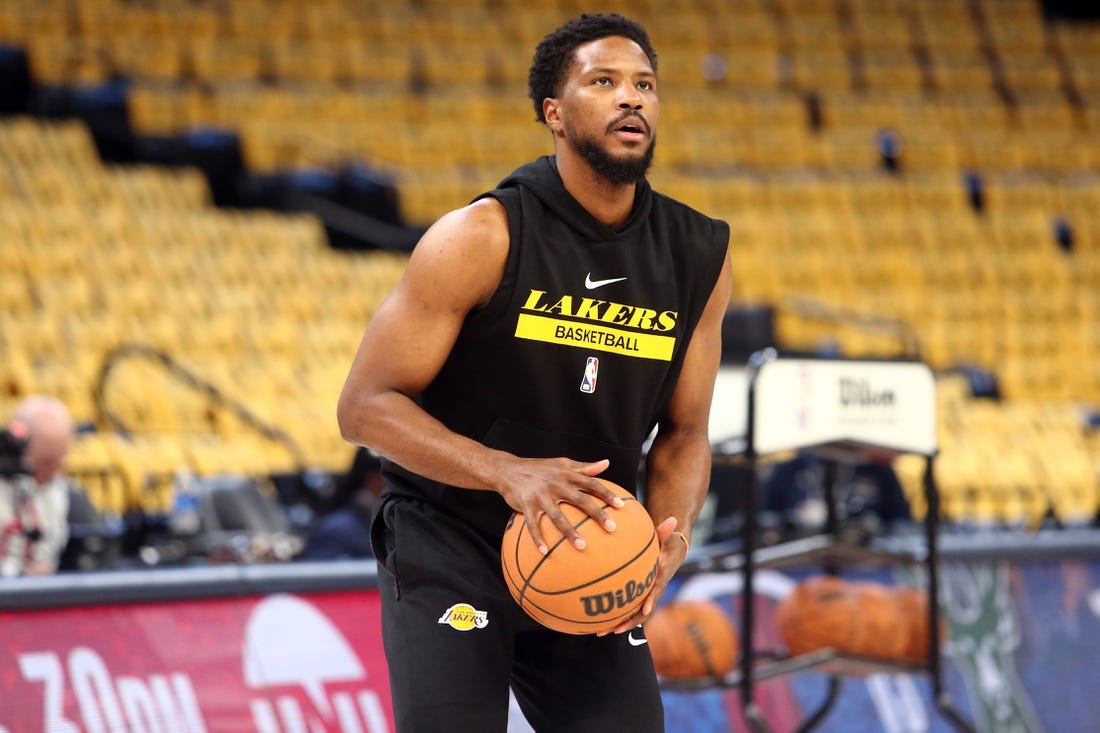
[776,575,861,657]
[893,585,947,663]
[646,599,739,679]
[500,479,660,635]
[849,581,910,660]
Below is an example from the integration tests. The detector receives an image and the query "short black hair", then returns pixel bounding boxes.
[528,13,658,124]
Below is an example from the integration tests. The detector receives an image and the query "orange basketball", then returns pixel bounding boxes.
[893,585,948,663]
[646,599,739,679]
[776,575,861,657]
[501,479,660,635]
[848,581,910,659]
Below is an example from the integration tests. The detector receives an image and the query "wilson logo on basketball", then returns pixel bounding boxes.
[579,559,659,617]
[438,603,489,631]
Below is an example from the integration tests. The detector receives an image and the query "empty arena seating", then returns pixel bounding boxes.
[0,0,1097,531]
[0,115,408,519]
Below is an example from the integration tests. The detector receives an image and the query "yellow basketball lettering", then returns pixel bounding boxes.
[545,295,574,316]
[522,289,549,311]
[576,297,607,320]
[599,302,630,326]
[625,307,658,330]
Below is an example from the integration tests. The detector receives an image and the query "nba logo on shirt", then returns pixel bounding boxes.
[580,356,599,394]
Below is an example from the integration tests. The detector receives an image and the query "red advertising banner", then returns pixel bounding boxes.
[0,590,393,733]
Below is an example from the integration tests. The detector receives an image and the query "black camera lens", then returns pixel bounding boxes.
[0,426,29,479]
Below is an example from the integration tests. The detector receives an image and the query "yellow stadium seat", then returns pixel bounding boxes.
[927,50,996,92]
[789,49,852,92]
[108,37,184,82]
[859,49,925,92]
[270,40,344,84]
[188,39,267,84]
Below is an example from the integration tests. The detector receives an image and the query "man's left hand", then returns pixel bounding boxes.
[597,516,687,635]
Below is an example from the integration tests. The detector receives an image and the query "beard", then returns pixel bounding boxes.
[573,132,656,186]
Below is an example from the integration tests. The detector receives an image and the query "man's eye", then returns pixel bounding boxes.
[638,81,652,90]
[595,78,612,86]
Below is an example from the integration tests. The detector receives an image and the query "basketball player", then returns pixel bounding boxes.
[338,13,731,732]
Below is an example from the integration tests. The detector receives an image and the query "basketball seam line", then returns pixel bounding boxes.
[531,534,658,596]
[515,498,620,603]
[513,496,641,605]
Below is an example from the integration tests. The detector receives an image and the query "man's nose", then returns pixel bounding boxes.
[617,82,643,109]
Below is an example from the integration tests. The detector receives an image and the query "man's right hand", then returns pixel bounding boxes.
[494,457,624,554]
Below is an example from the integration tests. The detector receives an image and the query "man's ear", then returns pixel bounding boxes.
[543,98,562,134]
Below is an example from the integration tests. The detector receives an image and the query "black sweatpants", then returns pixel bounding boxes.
[371,494,665,733]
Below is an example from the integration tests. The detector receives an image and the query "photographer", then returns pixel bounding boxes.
[0,395,75,578]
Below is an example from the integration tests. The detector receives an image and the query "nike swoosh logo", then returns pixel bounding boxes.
[627,631,648,647]
[585,273,627,290]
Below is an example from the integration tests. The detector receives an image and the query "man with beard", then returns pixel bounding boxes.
[338,13,731,732]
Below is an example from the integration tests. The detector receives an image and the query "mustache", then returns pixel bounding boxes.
[607,112,650,134]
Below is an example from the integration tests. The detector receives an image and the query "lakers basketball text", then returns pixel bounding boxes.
[579,559,659,617]
[515,289,678,361]
[554,324,640,352]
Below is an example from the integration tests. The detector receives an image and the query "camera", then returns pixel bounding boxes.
[0,425,29,480]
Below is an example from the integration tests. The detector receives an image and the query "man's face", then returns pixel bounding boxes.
[550,35,659,184]
[23,429,71,486]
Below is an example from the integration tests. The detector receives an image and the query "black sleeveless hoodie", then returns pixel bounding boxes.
[381,156,729,543]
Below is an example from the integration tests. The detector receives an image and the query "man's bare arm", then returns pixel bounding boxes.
[604,246,733,632]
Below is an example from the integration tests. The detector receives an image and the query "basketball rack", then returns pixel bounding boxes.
[668,351,975,733]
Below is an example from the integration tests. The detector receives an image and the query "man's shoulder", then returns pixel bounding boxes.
[423,197,510,251]
[407,197,511,307]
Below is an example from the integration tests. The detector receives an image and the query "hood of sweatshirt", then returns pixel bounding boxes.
[494,155,654,242]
